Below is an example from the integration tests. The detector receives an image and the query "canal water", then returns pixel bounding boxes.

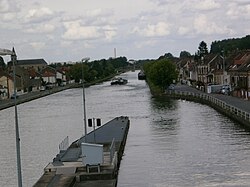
[1,70,250,186]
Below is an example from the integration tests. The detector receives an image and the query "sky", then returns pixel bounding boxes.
[0,0,249,63]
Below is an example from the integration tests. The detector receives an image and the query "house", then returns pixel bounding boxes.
[206,54,225,85]
[196,54,219,90]
[27,68,42,91]
[176,57,193,83]
[40,66,57,87]
[228,50,250,99]
[56,67,68,86]
[0,70,22,99]
[0,70,12,99]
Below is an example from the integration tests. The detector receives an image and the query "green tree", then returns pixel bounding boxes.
[198,41,208,57]
[179,51,191,58]
[158,53,174,60]
[147,59,178,91]
[210,35,250,54]
[68,63,89,83]
[0,56,6,69]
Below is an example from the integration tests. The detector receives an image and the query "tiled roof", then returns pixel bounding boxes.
[42,71,55,77]
[27,68,41,77]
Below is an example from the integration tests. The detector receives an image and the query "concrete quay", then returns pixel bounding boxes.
[165,84,250,128]
[34,116,130,187]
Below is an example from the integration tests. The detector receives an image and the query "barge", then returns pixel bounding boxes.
[34,116,130,187]
[110,77,128,85]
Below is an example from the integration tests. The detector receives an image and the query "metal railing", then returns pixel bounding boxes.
[109,138,116,164]
[166,90,250,124]
[59,136,69,151]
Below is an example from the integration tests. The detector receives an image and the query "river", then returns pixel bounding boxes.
[1,70,250,187]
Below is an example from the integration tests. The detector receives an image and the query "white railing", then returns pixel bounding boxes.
[166,90,250,124]
[59,136,69,151]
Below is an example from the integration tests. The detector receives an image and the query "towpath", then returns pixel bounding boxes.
[174,84,250,114]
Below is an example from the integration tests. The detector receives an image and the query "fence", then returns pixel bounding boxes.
[166,90,250,126]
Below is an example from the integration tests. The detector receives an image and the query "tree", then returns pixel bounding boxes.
[147,59,178,91]
[210,35,250,54]
[158,53,174,60]
[68,63,89,83]
[179,51,191,58]
[197,41,208,57]
[0,56,6,69]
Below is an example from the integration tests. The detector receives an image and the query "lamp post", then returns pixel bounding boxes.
[220,50,225,85]
[12,48,23,187]
[81,57,90,142]
[0,47,22,187]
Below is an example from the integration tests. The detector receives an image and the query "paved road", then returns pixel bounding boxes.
[174,84,250,113]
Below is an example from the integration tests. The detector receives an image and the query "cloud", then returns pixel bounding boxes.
[103,25,117,40]
[86,8,113,18]
[30,42,46,50]
[24,7,54,23]
[62,21,101,40]
[178,27,190,35]
[134,39,157,49]
[1,12,17,22]
[226,2,250,20]
[193,14,233,35]
[133,22,171,37]
[0,0,9,13]
[0,0,248,61]
[194,0,220,10]
[0,0,19,13]
[25,24,55,34]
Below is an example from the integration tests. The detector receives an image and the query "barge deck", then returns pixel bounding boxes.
[34,116,130,187]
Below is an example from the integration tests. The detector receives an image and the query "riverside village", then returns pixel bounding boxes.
[0,38,250,101]
[0,35,250,187]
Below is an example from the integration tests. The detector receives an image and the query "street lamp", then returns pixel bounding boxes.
[11,47,23,187]
[220,50,225,85]
[81,57,90,142]
[0,47,22,187]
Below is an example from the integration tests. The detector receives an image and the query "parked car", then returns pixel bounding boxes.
[221,87,230,95]
[220,85,231,95]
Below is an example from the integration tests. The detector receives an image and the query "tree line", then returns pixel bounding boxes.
[210,35,250,55]
[65,56,129,83]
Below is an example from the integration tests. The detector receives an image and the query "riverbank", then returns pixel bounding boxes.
[0,72,118,111]
[0,84,75,111]
[164,84,250,128]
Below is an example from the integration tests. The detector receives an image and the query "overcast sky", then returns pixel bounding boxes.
[0,0,249,63]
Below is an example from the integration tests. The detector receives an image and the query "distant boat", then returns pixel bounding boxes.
[111,77,128,85]
[138,70,146,80]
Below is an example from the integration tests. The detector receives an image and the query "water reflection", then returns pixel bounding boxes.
[1,71,250,186]
[118,85,250,187]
